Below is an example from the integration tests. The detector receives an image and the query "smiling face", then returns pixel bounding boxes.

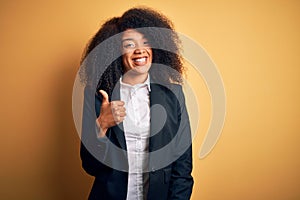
[121,29,153,78]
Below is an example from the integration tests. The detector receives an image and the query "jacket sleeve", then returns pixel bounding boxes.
[80,86,110,176]
[168,86,194,200]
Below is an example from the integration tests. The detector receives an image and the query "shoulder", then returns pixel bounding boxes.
[150,82,183,94]
[150,83,186,109]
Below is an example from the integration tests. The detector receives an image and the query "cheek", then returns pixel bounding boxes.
[146,49,153,57]
[149,50,153,61]
[122,55,131,68]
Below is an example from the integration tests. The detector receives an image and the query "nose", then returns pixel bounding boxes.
[133,47,146,54]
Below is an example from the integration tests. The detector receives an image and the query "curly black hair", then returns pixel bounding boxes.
[80,6,184,98]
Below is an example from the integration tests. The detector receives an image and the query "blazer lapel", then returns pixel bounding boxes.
[149,83,167,152]
[111,82,127,150]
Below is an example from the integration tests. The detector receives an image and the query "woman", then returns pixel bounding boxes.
[80,7,193,200]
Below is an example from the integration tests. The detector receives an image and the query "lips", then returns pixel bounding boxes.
[132,56,148,66]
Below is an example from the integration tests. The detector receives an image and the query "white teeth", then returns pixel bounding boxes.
[134,57,146,62]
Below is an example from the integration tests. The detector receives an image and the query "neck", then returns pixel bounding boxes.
[122,73,148,86]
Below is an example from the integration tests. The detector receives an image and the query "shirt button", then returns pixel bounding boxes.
[137,140,142,150]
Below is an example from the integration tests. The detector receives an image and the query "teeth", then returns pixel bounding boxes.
[134,57,146,62]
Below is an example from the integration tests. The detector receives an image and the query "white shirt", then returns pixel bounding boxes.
[120,75,151,200]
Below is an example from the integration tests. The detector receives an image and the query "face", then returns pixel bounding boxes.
[121,29,153,76]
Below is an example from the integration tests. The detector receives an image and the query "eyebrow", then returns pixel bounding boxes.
[122,36,147,42]
[122,38,134,42]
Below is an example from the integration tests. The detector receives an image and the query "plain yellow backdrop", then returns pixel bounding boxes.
[0,0,299,199]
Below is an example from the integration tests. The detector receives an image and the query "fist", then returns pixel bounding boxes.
[97,90,126,133]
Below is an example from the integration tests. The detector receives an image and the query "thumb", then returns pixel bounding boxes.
[99,90,109,104]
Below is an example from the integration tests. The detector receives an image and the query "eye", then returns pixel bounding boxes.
[144,41,150,46]
[123,41,135,49]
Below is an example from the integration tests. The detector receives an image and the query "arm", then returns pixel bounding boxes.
[168,86,194,200]
[80,87,126,176]
[80,87,109,176]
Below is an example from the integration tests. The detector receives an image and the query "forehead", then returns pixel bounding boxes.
[122,29,146,40]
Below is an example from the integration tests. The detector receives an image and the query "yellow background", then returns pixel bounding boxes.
[1,0,299,199]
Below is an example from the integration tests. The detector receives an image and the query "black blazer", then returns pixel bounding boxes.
[80,82,193,200]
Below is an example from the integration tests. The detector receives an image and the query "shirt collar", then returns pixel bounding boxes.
[120,74,151,92]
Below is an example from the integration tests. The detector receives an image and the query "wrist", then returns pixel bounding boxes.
[96,117,108,138]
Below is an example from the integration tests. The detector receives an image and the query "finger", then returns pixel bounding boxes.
[99,90,109,104]
[111,106,126,113]
[114,115,121,123]
[111,107,119,113]
[115,116,125,124]
[111,100,125,106]
[118,112,126,117]
[113,110,126,117]
[118,108,126,114]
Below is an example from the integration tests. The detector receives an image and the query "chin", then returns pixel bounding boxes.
[129,64,151,75]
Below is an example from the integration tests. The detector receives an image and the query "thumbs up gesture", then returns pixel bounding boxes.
[96,90,126,137]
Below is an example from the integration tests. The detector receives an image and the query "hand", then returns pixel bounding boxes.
[96,90,126,137]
